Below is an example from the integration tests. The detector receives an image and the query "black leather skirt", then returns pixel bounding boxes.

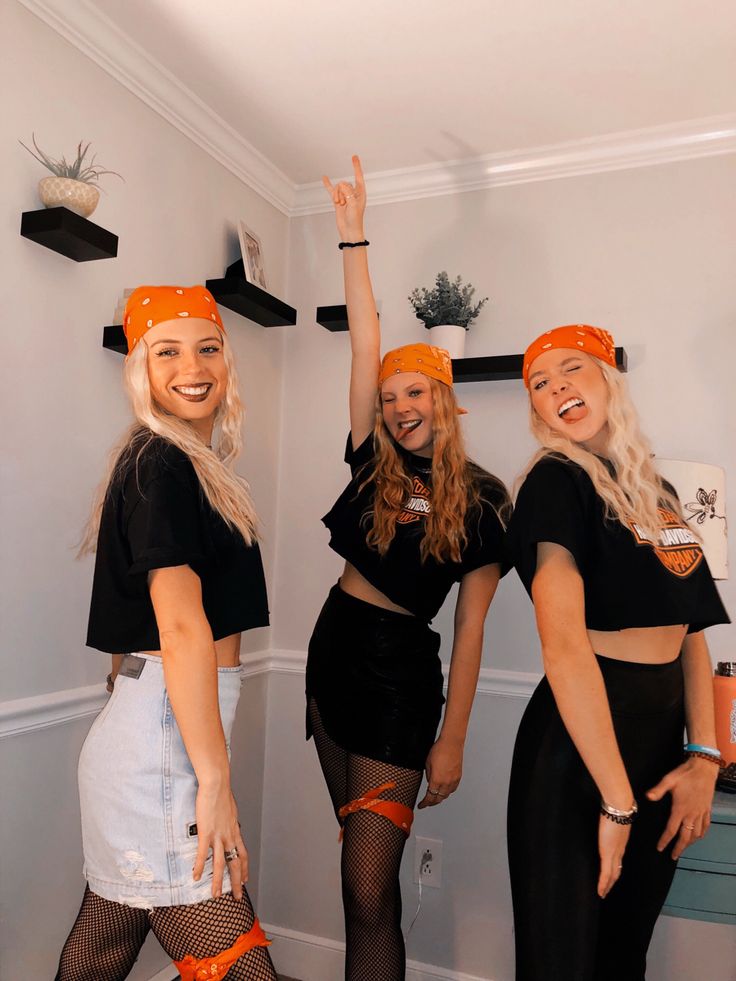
[306,584,445,770]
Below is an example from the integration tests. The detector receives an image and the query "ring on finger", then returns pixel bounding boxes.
[683,823,696,831]
[224,846,239,863]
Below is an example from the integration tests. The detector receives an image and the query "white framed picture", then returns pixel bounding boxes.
[238,221,267,290]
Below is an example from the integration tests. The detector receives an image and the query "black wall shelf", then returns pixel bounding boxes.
[317,304,349,332]
[103,325,127,354]
[316,304,380,332]
[452,347,628,383]
[20,207,118,261]
[206,260,296,327]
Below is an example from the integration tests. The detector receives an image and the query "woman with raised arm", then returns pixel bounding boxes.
[307,156,511,981]
[506,325,729,981]
[56,287,277,981]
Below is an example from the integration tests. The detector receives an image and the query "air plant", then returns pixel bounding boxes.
[409,271,488,330]
[19,134,123,186]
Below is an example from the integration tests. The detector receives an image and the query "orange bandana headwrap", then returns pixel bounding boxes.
[378,343,454,388]
[123,285,224,356]
[522,324,616,388]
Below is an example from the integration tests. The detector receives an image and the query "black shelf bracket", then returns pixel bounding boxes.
[20,207,118,261]
[206,260,296,327]
[452,347,628,383]
[102,325,127,354]
[316,303,380,332]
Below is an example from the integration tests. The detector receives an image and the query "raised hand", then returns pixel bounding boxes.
[322,154,366,241]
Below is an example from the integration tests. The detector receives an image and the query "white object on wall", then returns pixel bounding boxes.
[657,459,728,580]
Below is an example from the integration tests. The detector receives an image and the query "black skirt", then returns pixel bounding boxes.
[305,584,445,770]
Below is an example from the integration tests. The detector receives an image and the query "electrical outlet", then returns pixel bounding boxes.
[414,836,442,888]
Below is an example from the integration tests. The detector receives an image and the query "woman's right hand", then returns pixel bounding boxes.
[193,782,248,901]
[322,154,366,242]
[598,815,630,897]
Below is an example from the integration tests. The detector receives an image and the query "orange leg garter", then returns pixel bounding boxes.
[173,917,271,981]
[338,781,414,840]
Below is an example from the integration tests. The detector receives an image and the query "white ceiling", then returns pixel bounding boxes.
[81,0,736,185]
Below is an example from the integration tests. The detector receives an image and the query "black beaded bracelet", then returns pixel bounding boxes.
[338,240,370,250]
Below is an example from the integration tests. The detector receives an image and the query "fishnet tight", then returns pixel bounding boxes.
[308,698,423,981]
[55,885,276,980]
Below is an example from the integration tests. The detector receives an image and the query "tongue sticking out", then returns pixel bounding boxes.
[561,404,588,423]
[396,421,420,442]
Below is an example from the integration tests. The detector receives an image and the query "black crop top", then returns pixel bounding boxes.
[86,435,269,653]
[322,433,509,622]
[508,455,729,633]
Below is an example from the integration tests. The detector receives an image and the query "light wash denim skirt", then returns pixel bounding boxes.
[78,652,242,909]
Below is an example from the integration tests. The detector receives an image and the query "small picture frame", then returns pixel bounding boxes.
[238,221,267,290]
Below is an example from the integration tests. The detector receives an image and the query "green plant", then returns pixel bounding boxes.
[19,134,123,185]
[408,271,488,330]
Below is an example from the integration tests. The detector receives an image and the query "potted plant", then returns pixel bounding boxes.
[408,271,488,358]
[20,134,122,219]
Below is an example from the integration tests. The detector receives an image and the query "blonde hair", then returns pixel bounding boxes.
[522,360,683,535]
[79,333,259,555]
[362,377,510,563]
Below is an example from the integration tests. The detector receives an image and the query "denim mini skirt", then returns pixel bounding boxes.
[78,652,242,909]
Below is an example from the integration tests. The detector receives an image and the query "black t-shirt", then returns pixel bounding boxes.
[508,455,729,633]
[86,435,269,653]
[322,433,509,622]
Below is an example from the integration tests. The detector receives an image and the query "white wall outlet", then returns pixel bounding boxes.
[414,836,442,888]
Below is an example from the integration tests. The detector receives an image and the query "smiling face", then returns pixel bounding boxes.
[144,318,228,440]
[528,349,610,454]
[380,371,435,458]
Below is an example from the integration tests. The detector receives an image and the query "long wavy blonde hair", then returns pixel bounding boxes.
[79,333,259,555]
[362,377,510,563]
[522,360,683,536]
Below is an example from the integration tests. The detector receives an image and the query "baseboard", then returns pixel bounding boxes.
[261,922,493,981]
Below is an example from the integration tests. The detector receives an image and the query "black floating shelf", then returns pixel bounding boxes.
[316,304,380,332]
[452,347,628,383]
[20,207,118,262]
[206,259,296,328]
[103,325,127,354]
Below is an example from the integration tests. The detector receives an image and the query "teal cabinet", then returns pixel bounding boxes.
[662,792,736,924]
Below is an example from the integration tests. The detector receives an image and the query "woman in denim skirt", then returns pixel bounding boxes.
[56,286,276,981]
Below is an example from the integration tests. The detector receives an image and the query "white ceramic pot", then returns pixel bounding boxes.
[38,176,100,218]
[426,324,467,359]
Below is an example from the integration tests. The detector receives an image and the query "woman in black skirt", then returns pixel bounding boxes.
[307,155,511,981]
[506,324,729,980]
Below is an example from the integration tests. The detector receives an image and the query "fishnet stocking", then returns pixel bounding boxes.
[55,886,150,981]
[150,890,276,980]
[56,886,276,981]
[309,697,423,981]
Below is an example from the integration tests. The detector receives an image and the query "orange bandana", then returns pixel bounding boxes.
[522,324,616,388]
[123,285,224,356]
[378,343,454,388]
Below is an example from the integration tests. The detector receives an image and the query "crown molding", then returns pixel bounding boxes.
[292,114,736,215]
[17,1,736,218]
[17,0,296,215]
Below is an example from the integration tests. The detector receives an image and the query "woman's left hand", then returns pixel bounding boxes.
[647,757,718,860]
[418,737,463,808]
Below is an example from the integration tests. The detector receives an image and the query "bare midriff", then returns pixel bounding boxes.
[142,632,242,668]
[588,624,688,664]
[339,562,413,615]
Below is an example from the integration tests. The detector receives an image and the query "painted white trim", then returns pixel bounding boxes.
[14,0,736,215]
[292,114,736,215]
[262,921,494,981]
[0,650,537,739]
[0,684,106,739]
[16,0,295,215]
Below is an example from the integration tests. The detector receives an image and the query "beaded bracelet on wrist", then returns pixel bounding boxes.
[600,799,638,825]
[685,749,726,768]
